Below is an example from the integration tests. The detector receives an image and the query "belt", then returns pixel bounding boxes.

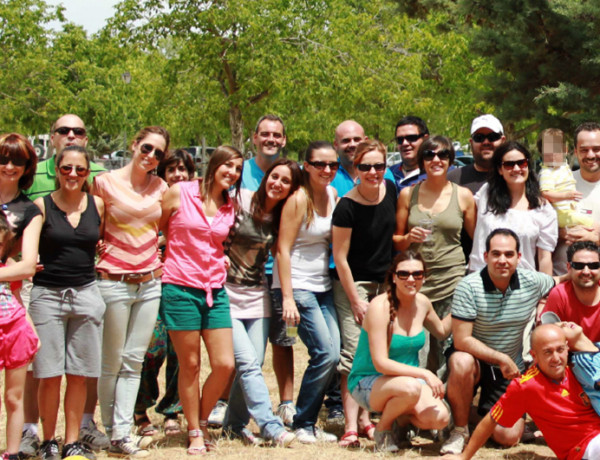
[97,268,163,284]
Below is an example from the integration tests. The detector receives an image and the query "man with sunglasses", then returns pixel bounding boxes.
[542,241,600,342]
[330,120,395,197]
[20,114,108,458]
[448,114,505,194]
[25,114,105,200]
[440,228,555,455]
[389,115,429,191]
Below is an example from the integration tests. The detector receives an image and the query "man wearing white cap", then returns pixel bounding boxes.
[448,114,506,194]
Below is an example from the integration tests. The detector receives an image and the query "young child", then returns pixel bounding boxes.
[538,128,594,228]
[0,211,39,460]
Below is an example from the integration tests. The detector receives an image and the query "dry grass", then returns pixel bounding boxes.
[1,341,556,459]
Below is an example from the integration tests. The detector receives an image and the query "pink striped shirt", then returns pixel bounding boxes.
[94,171,168,274]
[162,181,235,306]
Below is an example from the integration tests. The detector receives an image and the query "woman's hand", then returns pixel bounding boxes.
[282,297,300,326]
[96,239,107,256]
[423,370,445,399]
[407,226,431,244]
[350,298,369,325]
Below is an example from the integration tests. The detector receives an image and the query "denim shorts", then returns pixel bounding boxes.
[160,283,231,331]
[350,375,380,412]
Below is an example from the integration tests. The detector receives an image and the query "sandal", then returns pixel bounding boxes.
[198,420,215,451]
[187,429,207,456]
[338,431,360,448]
[164,417,182,436]
[134,415,159,437]
[359,423,376,441]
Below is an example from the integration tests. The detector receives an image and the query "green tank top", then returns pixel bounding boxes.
[407,182,465,302]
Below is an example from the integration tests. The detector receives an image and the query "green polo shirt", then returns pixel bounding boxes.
[24,155,106,200]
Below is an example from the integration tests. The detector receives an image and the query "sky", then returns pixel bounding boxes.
[45,0,120,34]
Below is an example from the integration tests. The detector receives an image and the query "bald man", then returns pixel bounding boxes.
[440,324,600,460]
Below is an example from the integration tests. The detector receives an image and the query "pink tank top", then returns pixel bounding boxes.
[162,181,235,306]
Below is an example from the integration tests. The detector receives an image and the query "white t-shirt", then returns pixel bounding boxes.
[469,183,558,272]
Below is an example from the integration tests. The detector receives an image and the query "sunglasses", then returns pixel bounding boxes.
[59,165,89,177]
[395,270,425,280]
[54,127,87,137]
[357,162,386,172]
[422,149,451,161]
[501,159,528,169]
[140,143,165,161]
[472,132,502,143]
[0,155,27,167]
[396,134,424,145]
[570,261,600,270]
[306,160,340,171]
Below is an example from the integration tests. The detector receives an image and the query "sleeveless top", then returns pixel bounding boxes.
[162,181,235,306]
[407,182,465,302]
[348,327,426,394]
[33,194,101,288]
[272,186,336,292]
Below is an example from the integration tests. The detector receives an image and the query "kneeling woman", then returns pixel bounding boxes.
[347,251,451,453]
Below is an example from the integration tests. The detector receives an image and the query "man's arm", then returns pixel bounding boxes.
[560,322,600,352]
[439,413,497,460]
[453,318,520,380]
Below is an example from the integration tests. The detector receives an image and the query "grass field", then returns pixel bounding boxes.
[1,340,557,459]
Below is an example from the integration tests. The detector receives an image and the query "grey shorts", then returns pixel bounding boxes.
[29,282,106,378]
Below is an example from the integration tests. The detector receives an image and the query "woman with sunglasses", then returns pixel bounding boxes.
[29,146,105,459]
[133,149,196,438]
[93,126,169,457]
[159,145,243,455]
[272,141,340,444]
[469,141,557,274]
[222,158,302,447]
[332,139,396,448]
[348,251,450,452]
[394,136,476,376]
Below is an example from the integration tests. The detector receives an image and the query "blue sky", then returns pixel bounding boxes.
[46,0,120,33]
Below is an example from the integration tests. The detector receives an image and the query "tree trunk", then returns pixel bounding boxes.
[229,105,244,153]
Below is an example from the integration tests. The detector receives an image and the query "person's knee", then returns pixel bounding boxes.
[448,352,477,378]
[4,386,24,413]
[212,357,235,378]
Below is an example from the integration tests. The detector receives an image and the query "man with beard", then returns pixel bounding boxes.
[543,241,600,342]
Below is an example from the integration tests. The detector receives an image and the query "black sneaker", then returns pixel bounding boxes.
[2,452,21,460]
[62,441,96,459]
[39,439,60,460]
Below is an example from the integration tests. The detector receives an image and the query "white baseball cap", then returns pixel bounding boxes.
[471,114,504,135]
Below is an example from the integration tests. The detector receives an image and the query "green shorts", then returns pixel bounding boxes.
[160,283,232,331]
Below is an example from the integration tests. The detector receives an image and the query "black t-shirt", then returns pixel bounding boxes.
[4,193,42,239]
[447,164,488,195]
[332,179,396,283]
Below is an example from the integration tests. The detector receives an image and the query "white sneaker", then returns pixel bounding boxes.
[314,427,337,443]
[208,400,228,427]
[273,430,295,448]
[294,428,316,444]
[440,427,469,455]
[276,402,296,428]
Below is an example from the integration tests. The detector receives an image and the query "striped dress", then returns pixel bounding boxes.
[94,171,168,274]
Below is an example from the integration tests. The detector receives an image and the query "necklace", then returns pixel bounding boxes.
[357,184,380,203]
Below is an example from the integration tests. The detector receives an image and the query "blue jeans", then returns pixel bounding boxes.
[97,278,162,440]
[273,288,340,430]
[223,317,286,441]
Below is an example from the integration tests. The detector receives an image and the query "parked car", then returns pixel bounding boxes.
[387,151,402,166]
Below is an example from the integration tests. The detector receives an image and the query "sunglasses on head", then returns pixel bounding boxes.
[471,132,502,143]
[422,149,451,161]
[0,155,27,167]
[395,270,425,280]
[306,160,340,171]
[570,261,600,270]
[501,159,528,169]
[54,127,87,137]
[59,165,89,177]
[396,133,424,145]
[140,143,165,161]
[357,162,386,172]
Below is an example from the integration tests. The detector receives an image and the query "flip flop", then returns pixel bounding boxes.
[135,415,158,437]
[338,431,361,448]
[359,423,376,441]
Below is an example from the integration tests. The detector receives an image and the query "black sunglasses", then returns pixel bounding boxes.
[501,159,528,169]
[0,155,27,167]
[140,143,165,161]
[422,149,451,161]
[357,162,386,172]
[472,132,502,143]
[395,270,425,280]
[570,261,600,270]
[59,165,89,177]
[306,160,340,171]
[54,127,87,137]
[396,134,424,145]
